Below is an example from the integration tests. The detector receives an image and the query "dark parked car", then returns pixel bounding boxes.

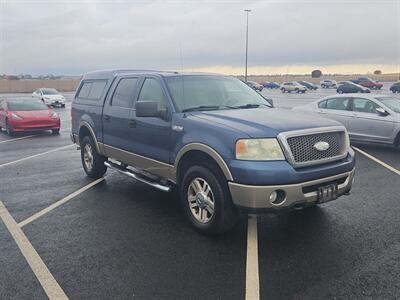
[337,83,370,94]
[246,81,263,91]
[298,81,318,90]
[71,70,355,235]
[389,82,400,93]
[262,82,280,89]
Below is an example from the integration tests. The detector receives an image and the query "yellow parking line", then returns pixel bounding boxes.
[19,177,105,228]
[0,200,68,300]
[353,146,400,176]
[246,215,260,300]
[0,144,74,168]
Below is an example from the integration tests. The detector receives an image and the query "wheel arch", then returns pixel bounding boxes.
[174,143,233,184]
[78,121,101,153]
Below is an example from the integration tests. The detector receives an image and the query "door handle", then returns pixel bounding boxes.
[128,119,137,128]
[104,115,110,121]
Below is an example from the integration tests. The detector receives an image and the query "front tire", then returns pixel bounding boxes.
[180,165,238,235]
[52,129,60,135]
[80,135,107,178]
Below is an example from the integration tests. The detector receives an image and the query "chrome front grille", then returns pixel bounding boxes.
[278,127,349,168]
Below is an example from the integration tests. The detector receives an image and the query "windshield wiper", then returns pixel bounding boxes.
[182,105,236,112]
[234,103,271,109]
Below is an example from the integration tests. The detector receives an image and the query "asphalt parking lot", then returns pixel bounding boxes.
[1,84,399,299]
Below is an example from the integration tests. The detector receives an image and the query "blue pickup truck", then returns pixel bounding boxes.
[71,70,355,234]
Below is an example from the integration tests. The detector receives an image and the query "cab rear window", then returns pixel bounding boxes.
[77,80,107,100]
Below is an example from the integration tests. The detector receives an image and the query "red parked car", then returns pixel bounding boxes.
[358,77,383,90]
[0,98,60,135]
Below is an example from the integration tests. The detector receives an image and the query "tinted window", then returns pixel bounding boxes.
[138,78,164,103]
[7,100,48,111]
[87,81,107,100]
[112,78,138,108]
[318,100,327,108]
[77,82,92,98]
[352,98,379,113]
[326,98,349,110]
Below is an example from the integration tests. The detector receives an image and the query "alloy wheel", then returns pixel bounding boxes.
[187,177,215,224]
[83,143,94,172]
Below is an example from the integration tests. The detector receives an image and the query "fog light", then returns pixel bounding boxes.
[269,189,286,206]
[269,191,277,203]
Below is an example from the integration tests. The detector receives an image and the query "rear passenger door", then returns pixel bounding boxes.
[318,97,352,128]
[102,77,139,152]
[129,77,172,164]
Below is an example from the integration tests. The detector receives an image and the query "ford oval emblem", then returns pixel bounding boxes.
[314,141,330,151]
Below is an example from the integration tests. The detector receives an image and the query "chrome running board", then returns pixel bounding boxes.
[104,161,171,192]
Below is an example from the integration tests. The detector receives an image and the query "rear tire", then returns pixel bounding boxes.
[5,119,14,136]
[80,135,107,178]
[52,129,60,135]
[338,90,343,94]
[281,88,286,93]
[180,165,238,235]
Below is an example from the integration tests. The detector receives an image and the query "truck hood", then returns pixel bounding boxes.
[191,108,342,138]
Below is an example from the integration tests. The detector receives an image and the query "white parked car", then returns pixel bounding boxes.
[280,82,307,93]
[320,80,338,89]
[32,88,66,108]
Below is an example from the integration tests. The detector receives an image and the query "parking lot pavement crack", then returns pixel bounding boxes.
[0,200,68,300]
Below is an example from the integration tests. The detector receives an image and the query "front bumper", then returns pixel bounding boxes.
[229,168,355,210]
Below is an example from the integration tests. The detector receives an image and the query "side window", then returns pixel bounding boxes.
[318,100,327,108]
[111,78,138,108]
[137,78,165,104]
[87,81,107,100]
[326,98,349,111]
[352,98,379,113]
[77,82,92,98]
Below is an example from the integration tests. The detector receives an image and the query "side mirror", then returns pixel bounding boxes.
[376,107,389,116]
[135,101,167,119]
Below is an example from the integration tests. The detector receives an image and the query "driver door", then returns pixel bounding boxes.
[347,97,394,142]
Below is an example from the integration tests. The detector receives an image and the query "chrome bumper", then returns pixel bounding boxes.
[229,168,355,209]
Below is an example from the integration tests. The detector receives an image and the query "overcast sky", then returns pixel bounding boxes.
[0,0,399,75]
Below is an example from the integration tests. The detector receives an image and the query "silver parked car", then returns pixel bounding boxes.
[294,94,400,147]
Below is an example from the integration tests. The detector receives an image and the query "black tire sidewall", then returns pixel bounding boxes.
[80,135,107,178]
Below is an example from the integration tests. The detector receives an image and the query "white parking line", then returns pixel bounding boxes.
[0,144,74,168]
[246,215,260,300]
[353,146,400,176]
[19,177,105,228]
[0,135,36,144]
[0,200,68,300]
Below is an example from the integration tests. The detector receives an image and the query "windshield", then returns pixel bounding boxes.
[376,97,400,113]
[41,88,59,95]
[8,100,49,111]
[165,75,270,112]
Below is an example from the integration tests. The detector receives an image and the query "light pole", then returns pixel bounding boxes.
[244,9,251,82]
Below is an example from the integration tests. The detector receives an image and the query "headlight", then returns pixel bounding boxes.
[235,138,285,161]
[51,112,59,118]
[10,113,23,120]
